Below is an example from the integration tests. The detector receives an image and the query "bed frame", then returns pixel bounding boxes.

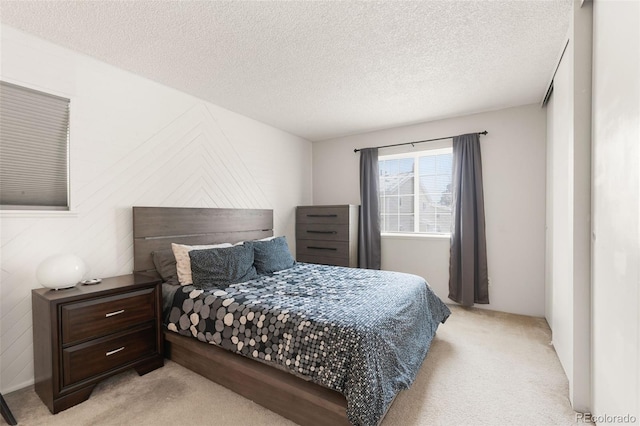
[132,207,350,426]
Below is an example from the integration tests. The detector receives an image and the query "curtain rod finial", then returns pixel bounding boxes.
[354,148,360,153]
[479,130,488,135]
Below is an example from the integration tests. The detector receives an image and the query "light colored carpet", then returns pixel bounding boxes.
[5,305,578,425]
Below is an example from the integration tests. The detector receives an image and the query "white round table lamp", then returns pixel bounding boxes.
[36,254,86,290]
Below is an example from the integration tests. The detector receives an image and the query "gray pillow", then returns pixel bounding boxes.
[151,248,179,285]
[189,243,258,289]
[253,236,295,274]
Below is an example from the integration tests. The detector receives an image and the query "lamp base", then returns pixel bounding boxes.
[47,284,77,291]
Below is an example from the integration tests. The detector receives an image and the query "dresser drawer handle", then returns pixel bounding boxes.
[306,230,337,234]
[106,347,125,356]
[307,246,338,251]
[105,309,125,318]
[306,214,338,218]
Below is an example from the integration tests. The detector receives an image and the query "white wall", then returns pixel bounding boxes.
[591,0,639,421]
[313,104,547,317]
[0,25,312,394]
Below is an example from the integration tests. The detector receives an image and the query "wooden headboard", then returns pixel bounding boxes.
[133,207,273,274]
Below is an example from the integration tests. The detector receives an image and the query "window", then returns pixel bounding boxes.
[379,147,453,234]
[0,81,70,210]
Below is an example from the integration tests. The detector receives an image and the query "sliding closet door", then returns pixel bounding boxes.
[547,49,575,392]
[544,1,592,412]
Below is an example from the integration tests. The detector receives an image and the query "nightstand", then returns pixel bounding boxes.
[32,273,163,414]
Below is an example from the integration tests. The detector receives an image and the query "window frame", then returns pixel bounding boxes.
[378,146,453,236]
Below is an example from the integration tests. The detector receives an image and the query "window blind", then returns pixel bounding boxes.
[0,81,70,209]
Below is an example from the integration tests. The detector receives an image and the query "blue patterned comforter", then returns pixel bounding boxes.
[166,263,450,425]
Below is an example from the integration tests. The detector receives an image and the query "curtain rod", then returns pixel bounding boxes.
[353,131,488,153]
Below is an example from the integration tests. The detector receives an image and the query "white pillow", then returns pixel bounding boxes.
[171,242,232,285]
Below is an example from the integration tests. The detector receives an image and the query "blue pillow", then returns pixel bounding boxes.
[253,236,295,274]
[189,243,258,289]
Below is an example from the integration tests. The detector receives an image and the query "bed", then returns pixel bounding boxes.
[132,206,450,425]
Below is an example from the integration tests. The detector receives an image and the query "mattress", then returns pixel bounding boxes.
[164,262,450,425]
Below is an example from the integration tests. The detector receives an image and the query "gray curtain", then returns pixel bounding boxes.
[448,133,489,305]
[358,148,381,269]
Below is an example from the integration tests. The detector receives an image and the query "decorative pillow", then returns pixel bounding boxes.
[253,236,295,274]
[151,248,179,286]
[189,243,258,289]
[171,242,233,285]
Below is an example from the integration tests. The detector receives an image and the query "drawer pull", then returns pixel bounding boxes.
[105,309,125,318]
[306,214,338,218]
[307,246,338,251]
[106,346,125,356]
[306,230,337,234]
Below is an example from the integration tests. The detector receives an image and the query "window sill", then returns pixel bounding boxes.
[381,232,450,240]
[0,210,79,219]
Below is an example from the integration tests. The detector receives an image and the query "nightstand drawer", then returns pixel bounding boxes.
[61,288,156,345]
[296,223,350,242]
[62,324,156,387]
[297,240,349,259]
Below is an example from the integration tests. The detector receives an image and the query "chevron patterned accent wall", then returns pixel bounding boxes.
[0,26,312,393]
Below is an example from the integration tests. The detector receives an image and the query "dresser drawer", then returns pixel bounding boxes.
[61,288,156,345]
[62,324,156,387]
[296,206,351,225]
[297,239,350,259]
[296,223,350,242]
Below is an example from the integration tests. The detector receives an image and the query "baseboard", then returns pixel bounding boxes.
[1,378,34,395]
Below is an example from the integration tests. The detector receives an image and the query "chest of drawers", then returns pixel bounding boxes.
[296,205,359,267]
[32,274,163,414]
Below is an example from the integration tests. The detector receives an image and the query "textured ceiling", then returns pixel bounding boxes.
[0,1,571,141]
